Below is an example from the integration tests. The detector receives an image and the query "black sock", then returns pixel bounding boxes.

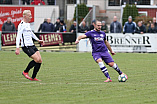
[32,63,41,79]
[24,60,36,73]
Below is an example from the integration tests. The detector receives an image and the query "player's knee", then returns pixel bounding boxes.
[34,58,42,63]
[108,62,114,67]
[39,59,42,63]
[96,58,103,63]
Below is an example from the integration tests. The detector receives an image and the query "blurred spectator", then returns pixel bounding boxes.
[54,17,60,32]
[152,17,157,28]
[47,0,55,5]
[59,20,66,32]
[31,0,45,5]
[89,20,95,30]
[22,0,30,5]
[101,21,108,33]
[135,21,146,34]
[80,21,89,33]
[0,0,12,4]
[69,21,80,33]
[147,23,157,33]
[123,16,136,34]
[42,18,54,32]
[2,17,16,32]
[38,18,47,32]
[110,16,122,33]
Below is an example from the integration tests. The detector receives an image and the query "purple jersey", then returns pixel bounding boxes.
[85,30,108,53]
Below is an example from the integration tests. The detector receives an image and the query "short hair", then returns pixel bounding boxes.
[93,20,101,25]
[23,10,31,16]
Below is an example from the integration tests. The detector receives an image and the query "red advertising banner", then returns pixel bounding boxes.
[1,33,17,46]
[0,6,34,31]
[39,33,63,46]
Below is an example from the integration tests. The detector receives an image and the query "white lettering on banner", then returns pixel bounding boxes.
[0,8,22,18]
[0,11,10,17]
[0,19,3,24]
[77,33,157,53]
[3,33,17,43]
[41,34,61,42]
[107,35,150,45]
[11,8,22,17]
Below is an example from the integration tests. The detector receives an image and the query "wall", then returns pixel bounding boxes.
[67,4,75,20]
[34,6,59,32]
[87,0,121,24]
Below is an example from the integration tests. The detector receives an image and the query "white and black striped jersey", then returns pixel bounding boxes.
[16,21,39,48]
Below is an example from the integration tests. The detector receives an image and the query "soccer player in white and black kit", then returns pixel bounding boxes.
[15,10,44,81]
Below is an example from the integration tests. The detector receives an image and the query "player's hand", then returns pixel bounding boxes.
[75,39,79,44]
[38,40,44,43]
[15,48,20,55]
[111,51,116,55]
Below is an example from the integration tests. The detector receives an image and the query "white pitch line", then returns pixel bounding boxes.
[0,81,106,85]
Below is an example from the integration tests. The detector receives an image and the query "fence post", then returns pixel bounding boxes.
[92,5,96,20]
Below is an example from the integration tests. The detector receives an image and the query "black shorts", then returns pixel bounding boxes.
[22,45,39,57]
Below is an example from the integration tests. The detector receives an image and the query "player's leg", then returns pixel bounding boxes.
[93,53,111,82]
[96,58,111,82]
[102,52,122,75]
[108,62,122,75]
[22,47,36,79]
[108,62,128,79]
[30,51,42,81]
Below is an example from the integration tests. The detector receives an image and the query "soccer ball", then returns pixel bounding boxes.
[118,74,127,82]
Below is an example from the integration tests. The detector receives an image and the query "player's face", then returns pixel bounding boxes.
[95,22,102,31]
[25,13,32,22]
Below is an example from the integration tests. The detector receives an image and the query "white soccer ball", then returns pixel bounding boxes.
[118,74,127,82]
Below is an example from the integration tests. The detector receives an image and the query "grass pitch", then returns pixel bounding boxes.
[0,51,157,104]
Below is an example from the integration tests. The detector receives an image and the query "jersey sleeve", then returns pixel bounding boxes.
[85,31,91,38]
[31,31,39,41]
[16,23,24,48]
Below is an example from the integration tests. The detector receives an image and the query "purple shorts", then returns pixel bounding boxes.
[92,52,114,64]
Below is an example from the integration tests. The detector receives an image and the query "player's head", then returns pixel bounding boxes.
[23,10,32,23]
[94,20,102,31]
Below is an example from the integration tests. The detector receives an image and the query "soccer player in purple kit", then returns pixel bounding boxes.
[75,20,128,82]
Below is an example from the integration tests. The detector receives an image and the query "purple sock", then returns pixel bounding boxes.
[101,66,110,79]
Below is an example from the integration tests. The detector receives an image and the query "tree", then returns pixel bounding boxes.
[73,3,89,24]
[122,4,139,25]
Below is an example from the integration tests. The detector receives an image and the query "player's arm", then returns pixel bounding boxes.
[104,40,115,55]
[75,34,87,44]
[15,24,23,55]
[31,32,44,44]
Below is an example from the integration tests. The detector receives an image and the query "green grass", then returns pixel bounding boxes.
[0,51,157,104]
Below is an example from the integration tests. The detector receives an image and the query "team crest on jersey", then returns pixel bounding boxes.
[94,37,104,41]
[100,34,104,37]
